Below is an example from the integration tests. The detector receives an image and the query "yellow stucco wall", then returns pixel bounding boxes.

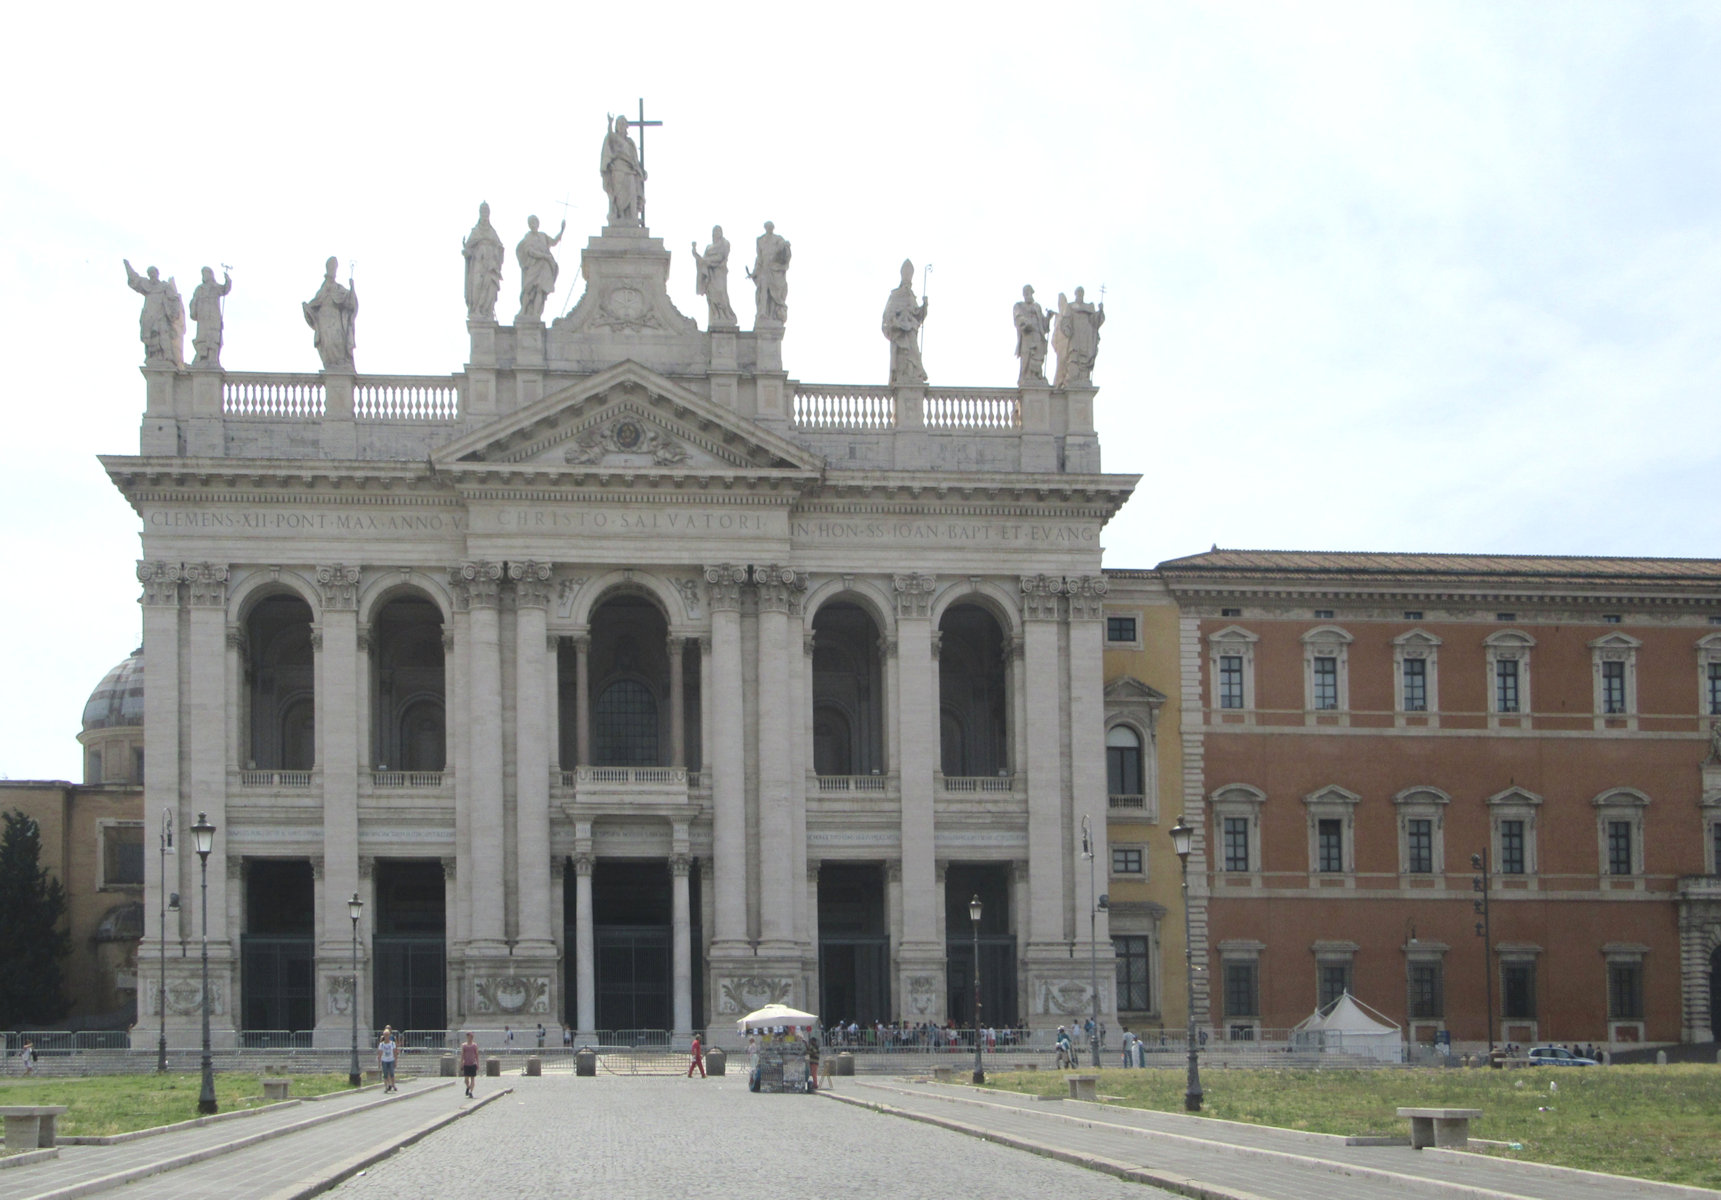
[1102,572,1187,1035]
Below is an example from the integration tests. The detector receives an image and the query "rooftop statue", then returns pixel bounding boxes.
[1013,284,1053,386]
[693,225,737,328]
[747,221,791,327]
[303,256,357,371]
[123,260,185,369]
[882,259,928,385]
[1052,286,1105,388]
[462,202,505,321]
[601,115,647,226]
[514,215,565,324]
[189,267,232,368]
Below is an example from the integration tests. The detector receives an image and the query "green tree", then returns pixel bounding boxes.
[0,809,71,1028]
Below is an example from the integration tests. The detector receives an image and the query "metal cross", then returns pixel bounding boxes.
[626,98,663,170]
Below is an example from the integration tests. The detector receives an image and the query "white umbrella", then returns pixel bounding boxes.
[736,1002,819,1031]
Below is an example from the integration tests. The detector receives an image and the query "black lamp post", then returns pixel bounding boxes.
[1471,850,1495,1058]
[348,892,364,1087]
[1169,815,1203,1113]
[191,811,217,1115]
[157,807,175,1074]
[969,894,984,1085]
[1081,815,1103,1068]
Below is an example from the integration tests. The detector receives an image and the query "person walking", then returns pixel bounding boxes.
[459,1032,480,1098]
[687,1033,706,1079]
[377,1028,398,1092]
[806,1035,821,1091]
[21,1040,36,1076]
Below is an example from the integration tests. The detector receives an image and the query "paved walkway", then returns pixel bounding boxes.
[0,1077,504,1200]
[4,1072,1713,1200]
[835,1078,1720,1200]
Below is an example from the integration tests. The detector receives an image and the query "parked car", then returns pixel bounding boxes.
[1526,1045,1597,1066]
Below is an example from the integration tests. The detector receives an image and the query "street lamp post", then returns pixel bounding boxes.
[1080,815,1105,1068]
[348,893,364,1088]
[1471,850,1496,1059]
[191,812,217,1115]
[157,807,175,1074]
[1169,815,1203,1113]
[969,894,984,1085]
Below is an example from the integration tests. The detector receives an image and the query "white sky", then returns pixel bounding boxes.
[3,0,1718,781]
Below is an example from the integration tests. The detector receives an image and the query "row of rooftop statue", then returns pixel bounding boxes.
[123,113,1104,388]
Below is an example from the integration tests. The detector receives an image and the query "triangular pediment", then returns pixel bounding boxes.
[1104,675,1168,707]
[432,361,825,475]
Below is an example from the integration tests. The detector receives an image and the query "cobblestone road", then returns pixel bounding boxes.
[331,1074,1174,1200]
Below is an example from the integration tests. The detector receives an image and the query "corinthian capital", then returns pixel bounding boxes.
[509,559,554,608]
[316,563,362,610]
[137,560,182,607]
[182,562,231,608]
[452,561,504,608]
[703,563,748,611]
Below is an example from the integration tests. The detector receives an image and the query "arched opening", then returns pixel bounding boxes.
[371,595,446,773]
[246,594,315,771]
[584,593,672,768]
[811,602,885,777]
[938,604,1009,777]
[1106,725,1143,799]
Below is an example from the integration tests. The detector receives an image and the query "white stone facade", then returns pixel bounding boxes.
[113,216,1135,1046]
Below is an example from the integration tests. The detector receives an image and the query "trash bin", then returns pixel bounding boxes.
[525,1056,542,1077]
[576,1048,597,1076]
[485,1057,501,1077]
[835,1052,855,1077]
[706,1046,726,1076]
[440,1054,455,1077]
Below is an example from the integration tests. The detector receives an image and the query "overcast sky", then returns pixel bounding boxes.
[2,1,1718,780]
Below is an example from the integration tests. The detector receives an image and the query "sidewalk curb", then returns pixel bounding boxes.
[14,1082,455,1200]
[821,1090,1281,1200]
[262,1087,512,1200]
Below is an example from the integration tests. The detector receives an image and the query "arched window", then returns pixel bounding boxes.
[813,706,853,776]
[1106,725,1142,797]
[595,679,659,766]
[398,698,446,772]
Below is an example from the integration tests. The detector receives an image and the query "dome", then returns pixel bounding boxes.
[83,647,145,732]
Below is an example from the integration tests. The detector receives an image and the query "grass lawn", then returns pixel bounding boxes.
[0,1072,356,1140]
[980,1064,1721,1190]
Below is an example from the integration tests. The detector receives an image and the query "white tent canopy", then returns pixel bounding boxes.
[736,1003,819,1031]
[1290,992,1404,1062]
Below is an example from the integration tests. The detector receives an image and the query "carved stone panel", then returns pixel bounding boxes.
[473,975,552,1015]
[716,974,794,1015]
[316,564,361,610]
[1035,977,1100,1016]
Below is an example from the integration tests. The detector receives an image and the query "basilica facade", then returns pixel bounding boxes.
[112,178,1136,1046]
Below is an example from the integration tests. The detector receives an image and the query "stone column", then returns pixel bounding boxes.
[1020,576,1068,957]
[892,573,943,1021]
[457,562,507,953]
[225,626,246,773]
[546,633,561,779]
[667,635,686,770]
[355,625,372,772]
[755,565,800,952]
[313,564,361,1046]
[572,634,591,766]
[704,565,748,949]
[1066,576,1115,1021]
[136,562,188,1049]
[573,850,595,1035]
[446,626,470,950]
[511,561,555,956]
[672,852,693,1034]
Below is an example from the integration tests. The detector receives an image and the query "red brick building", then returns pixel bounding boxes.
[1159,550,1721,1051]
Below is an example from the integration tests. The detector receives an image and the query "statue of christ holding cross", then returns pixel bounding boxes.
[600,114,647,226]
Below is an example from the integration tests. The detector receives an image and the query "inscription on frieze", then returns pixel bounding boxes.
[792,518,1096,544]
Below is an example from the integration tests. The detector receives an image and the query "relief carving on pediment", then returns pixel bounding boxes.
[563,417,689,466]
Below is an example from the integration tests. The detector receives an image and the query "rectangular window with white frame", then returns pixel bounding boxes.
[1302,626,1352,722]
[1593,789,1648,884]
[1313,658,1338,710]
[1393,630,1441,723]
[1485,630,1534,727]
[1500,819,1526,875]
[1219,656,1244,709]
[1111,846,1144,877]
[1224,816,1250,873]
[1402,659,1427,711]
[1207,627,1258,720]
[1212,786,1266,883]
[1497,659,1520,713]
[1407,819,1433,874]
[1409,960,1443,1019]
[1590,632,1641,729]
[1304,786,1359,882]
[1489,788,1541,882]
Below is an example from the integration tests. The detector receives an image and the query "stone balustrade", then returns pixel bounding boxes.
[793,384,896,430]
[925,387,1021,431]
[221,372,460,422]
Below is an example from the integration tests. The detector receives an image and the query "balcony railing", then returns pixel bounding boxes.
[792,384,895,430]
[238,770,314,788]
[813,775,891,793]
[371,771,450,789]
[561,766,689,788]
[1109,794,1147,810]
[938,774,1017,794]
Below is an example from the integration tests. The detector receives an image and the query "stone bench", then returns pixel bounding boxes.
[1397,1107,1483,1149]
[932,1065,955,1082]
[262,1079,291,1102]
[1,1106,69,1151]
[1067,1074,1099,1101]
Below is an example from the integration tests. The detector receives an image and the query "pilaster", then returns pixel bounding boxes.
[455,562,507,953]
[313,564,362,1043]
[705,564,749,951]
[892,572,942,1020]
[510,560,556,960]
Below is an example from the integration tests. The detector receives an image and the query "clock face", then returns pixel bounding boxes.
[612,420,643,450]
